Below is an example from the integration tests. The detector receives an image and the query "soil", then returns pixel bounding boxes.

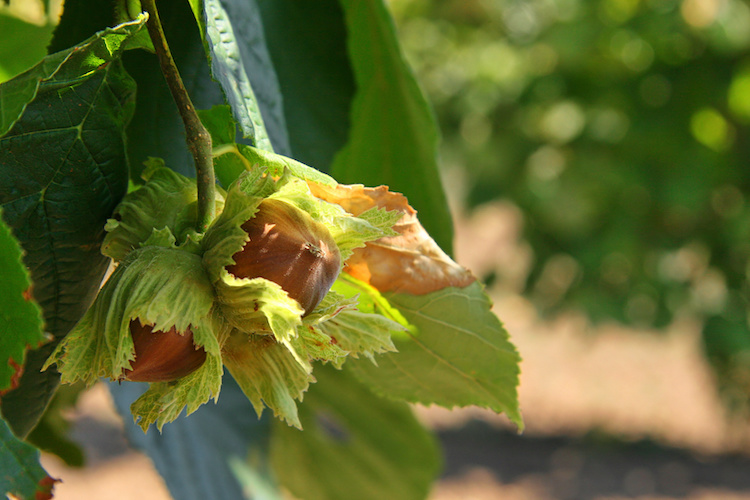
[40,201,750,500]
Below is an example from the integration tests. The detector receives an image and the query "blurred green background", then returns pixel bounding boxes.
[390,0,750,414]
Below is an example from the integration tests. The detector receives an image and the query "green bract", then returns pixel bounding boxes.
[201,168,402,427]
[103,160,227,260]
[45,163,404,430]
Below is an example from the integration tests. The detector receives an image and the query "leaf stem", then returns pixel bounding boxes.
[141,0,215,232]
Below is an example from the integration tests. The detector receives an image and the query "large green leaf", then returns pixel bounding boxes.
[0,417,57,500]
[0,18,142,436]
[331,0,453,253]
[348,282,523,429]
[1,15,145,137]
[0,47,66,136]
[0,208,45,393]
[270,364,441,500]
[256,0,356,172]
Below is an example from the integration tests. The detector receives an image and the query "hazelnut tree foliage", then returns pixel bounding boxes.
[0,1,521,499]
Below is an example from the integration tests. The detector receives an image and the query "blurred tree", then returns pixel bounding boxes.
[392,0,750,413]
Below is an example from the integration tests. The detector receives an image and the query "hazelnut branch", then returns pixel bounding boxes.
[141,0,216,232]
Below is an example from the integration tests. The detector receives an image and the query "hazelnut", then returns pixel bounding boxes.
[123,321,207,382]
[226,199,341,314]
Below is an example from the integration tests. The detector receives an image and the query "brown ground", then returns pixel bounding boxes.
[41,201,750,500]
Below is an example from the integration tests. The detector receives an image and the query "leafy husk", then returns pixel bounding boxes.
[44,245,219,385]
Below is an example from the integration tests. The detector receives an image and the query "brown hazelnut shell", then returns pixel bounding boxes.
[123,321,207,382]
[226,199,341,314]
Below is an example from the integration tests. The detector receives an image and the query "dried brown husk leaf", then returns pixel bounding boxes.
[307,182,475,295]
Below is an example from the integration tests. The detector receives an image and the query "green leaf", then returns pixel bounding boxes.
[0,417,57,500]
[332,273,413,331]
[46,246,222,431]
[331,0,454,254]
[0,15,146,136]
[256,0,356,171]
[0,208,46,393]
[213,272,305,345]
[270,364,441,500]
[0,17,143,437]
[229,456,283,500]
[348,282,524,429]
[0,12,54,84]
[201,0,288,153]
[237,145,338,187]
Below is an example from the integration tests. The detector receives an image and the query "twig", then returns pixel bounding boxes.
[141,0,215,232]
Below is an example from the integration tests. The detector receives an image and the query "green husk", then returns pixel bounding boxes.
[44,246,219,384]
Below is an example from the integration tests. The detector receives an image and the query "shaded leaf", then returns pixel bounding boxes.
[256,0,356,171]
[331,0,454,253]
[48,0,119,53]
[26,382,86,467]
[270,363,441,500]
[0,18,143,436]
[0,50,64,135]
[124,0,292,180]
[0,417,58,500]
[0,13,145,136]
[109,375,282,500]
[0,208,45,394]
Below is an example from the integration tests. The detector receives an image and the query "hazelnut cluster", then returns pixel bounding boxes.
[45,161,401,430]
